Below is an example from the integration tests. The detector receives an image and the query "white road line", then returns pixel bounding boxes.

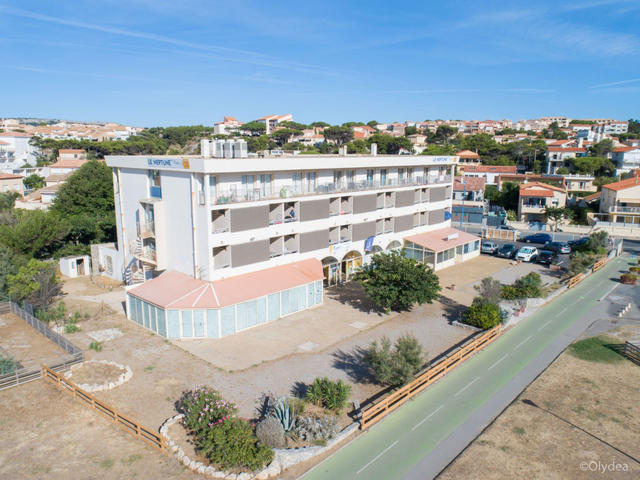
[454,377,480,397]
[488,354,508,371]
[599,283,619,302]
[356,440,399,475]
[411,405,444,431]
[515,335,532,349]
[538,320,552,332]
[557,307,568,316]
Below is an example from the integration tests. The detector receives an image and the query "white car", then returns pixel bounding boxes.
[516,246,538,262]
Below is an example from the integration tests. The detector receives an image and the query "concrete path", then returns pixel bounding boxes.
[300,255,630,480]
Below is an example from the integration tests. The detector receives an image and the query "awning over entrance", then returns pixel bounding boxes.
[128,258,323,309]
[404,227,479,252]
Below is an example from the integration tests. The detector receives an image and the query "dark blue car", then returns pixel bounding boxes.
[523,233,552,244]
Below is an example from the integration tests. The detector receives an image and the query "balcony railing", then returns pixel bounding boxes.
[212,175,452,205]
[138,247,157,263]
[610,205,640,214]
[136,221,155,238]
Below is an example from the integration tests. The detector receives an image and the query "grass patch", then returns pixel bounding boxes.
[567,336,624,364]
[89,341,102,352]
[99,459,114,469]
[512,426,526,435]
[144,365,154,372]
[121,454,142,465]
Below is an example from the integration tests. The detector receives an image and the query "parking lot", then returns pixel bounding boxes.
[480,235,573,269]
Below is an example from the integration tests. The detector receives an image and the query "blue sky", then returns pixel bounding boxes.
[0,0,639,126]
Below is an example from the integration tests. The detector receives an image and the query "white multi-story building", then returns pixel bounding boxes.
[105,143,480,339]
[612,146,640,175]
[0,132,38,171]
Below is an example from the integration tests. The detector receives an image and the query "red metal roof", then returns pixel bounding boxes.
[404,227,479,253]
[464,165,517,173]
[128,258,323,309]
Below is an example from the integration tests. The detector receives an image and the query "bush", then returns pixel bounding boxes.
[620,273,637,285]
[305,378,351,412]
[569,251,600,274]
[473,277,502,306]
[179,387,273,471]
[269,396,298,432]
[501,272,543,299]
[0,354,19,375]
[195,417,273,471]
[462,303,502,329]
[363,334,424,386]
[294,415,338,443]
[255,416,285,449]
[64,323,81,333]
[629,266,639,273]
[89,341,102,351]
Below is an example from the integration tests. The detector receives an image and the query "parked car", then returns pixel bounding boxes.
[546,241,571,254]
[523,233,552,244]
[516,246,539,262]
[496,224,521,239]
[481,241,499,254]
[537,250,556,265]
[568,237,588,248]
[496,243,518,259]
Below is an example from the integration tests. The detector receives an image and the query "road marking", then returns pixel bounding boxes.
[599,283,619,301]
[488,354,508,371]
[557,307,568,316]
[538,319,552,331]
[356,440,399,475]
[411,405,444,431]
[515,335,532,349]
[454,377,480,397]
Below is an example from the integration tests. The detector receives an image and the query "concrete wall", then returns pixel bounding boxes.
[394,214,414,233]
[395,190,414,208]
[429,209,445,225]
[352,221,376,241]
[353,194,376,214]
[300,199,329,222]
[431,187,448,202]
[230,205,269,232]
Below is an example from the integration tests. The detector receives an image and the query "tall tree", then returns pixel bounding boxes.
[434,125,458,144]
[7,259,62,310]
[322,126,354,146]
[544,206,574,231]
[241,121,267,135]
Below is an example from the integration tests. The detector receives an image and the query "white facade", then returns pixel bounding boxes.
[59,255,91,278]
[0,133,38,171]
[106,151,457,285]
[613,148,640,175]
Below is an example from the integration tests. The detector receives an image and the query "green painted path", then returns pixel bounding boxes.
[302,256,628,480]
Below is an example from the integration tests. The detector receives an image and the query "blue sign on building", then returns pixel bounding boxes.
[364,236,375,252]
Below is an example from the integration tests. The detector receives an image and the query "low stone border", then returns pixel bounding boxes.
[160,414,359,479]
[63,360,132,392]
[450,320,482,331]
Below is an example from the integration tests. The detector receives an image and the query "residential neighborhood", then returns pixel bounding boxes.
[1,2,639,480]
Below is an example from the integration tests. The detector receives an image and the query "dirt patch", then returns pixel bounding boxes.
[440,329,640,480]
[69,361,126,385]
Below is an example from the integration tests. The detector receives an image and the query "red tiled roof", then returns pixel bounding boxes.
[455,149,480,158]
[0,132,31,137]
[464,165,517,173]
[519,181,565,197]
[404,227,479,253]
[601,175,640,192]
[49,159,88,169]
[128,258,323,309]
[583,192,601,202]
[547,147,587,152]
[58,149,85,154]
[613,146,639,153]
[453,176,485,191]
[0,173,23,180]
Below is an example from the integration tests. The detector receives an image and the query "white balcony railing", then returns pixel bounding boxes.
[610,205,640,214]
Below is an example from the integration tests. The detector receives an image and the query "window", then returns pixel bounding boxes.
[292,172,303,194]
[380,169,387,186]
[398,168,406,183]
[241,175,255,199]
[193,310,205,337]
[259,174,272,197]
[473,240,480,251]
[167,310,180,338]
[366,169,374,186]
[181,310,193,337]
[268,293,280,321]
[206,310,219,338]
[149,170,161,187]
[436,248,455,263]
[156,308,166,337]
[306,172,317,192]
[220,306,235,336]
[333,170,343,188]
[209,176,217,199]
[346,169,355,187]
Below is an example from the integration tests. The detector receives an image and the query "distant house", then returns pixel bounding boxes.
[518,182,567,223]
[0,132,38,170]
[612,146,640,176]
[598,174,640,224]
[255,114,293,134]
[462,165,517,186]
[452,176,485,207]
[455,150,481,167]
[0,172,24,196]
[214,116,243,135]
[49,156,89,175]
[545,146,587,174]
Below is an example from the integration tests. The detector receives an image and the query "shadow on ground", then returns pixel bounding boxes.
[331,346,374,384]
[439,295,467,324]
[325,282,382,315]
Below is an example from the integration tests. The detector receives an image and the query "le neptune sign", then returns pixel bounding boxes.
[146,158,190,169]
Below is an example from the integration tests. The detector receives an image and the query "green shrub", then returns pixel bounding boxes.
[179,387,237,434]
[305,377,351,412]
[363,334,424,386]
[89,341,102,351]
[629,266,639,273]
[64,323,81,333]
[195,417,273,471]
[569,251,600,274]
[501,272,543,299]
[462,303,502,329]
[0,354,19,375]
[269,396,297,432]
[473,277,502,306]
[255,416,285,448]
[620,273,637,285]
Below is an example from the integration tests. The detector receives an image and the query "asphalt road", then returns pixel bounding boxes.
[300,255,629,480]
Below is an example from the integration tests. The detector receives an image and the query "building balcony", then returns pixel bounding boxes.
[609,205,640,214]
[211,175,452,206]
[521,204,546,214]
[136,221,155,239]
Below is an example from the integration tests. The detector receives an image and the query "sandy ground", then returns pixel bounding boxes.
[69,361,126,385]
[440,327,640,480]
[0,313,67,369]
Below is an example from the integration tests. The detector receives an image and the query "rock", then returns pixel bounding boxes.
[190,460,199,470]
[212,471,226,479]
[264,461,281,477]
[197,465,206,474]
[205,466,216,476]
[255,470,269,480]
[236,473,251,480]
[182,456,191,466]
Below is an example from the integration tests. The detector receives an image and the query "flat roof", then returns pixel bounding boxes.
[106,154,456,174]
[128,258,323,309]
[404,227,479,252]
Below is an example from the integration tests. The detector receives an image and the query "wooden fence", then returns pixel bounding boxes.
[360,325,502,430]
[42,364,167,455]
[592,257,607,272]
[483,228,517,241]
[568,273,583,288]
[623,342,640,366]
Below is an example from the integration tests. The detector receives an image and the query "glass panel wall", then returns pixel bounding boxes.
[167,310,180,338]
[268,293,280,321]
[220,306,235,336]
[181,310,193,337]
[194,310,205,337]
[207,310,219,338]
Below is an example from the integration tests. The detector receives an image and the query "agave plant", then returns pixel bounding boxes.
[269,396,298,432]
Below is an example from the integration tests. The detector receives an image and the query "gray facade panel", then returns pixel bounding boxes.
[353,194,376,214]
[429,209,445,225]
[431,187,448,202]
[300,229,329,253]
[352,221,376,241]
[445,186,452,199]
[231,240,269,267]
[395,190,414,208]
[230,206,269,232]
[300,199,329,222]
[394,215,414,233]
